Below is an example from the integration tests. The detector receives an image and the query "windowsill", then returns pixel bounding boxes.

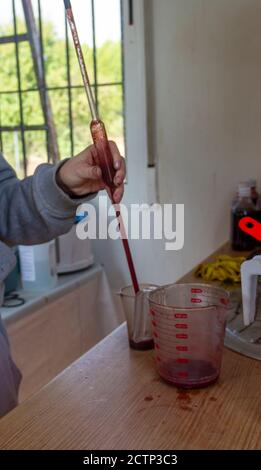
[2,263,102,326]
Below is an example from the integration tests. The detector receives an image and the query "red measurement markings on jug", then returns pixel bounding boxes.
[176,346,188,351]
[174,313,188,319]
[176,333,188,339]
[175,323,188,329]
[177,358,189,364]
[191,298,202,304]
[191,288,203,294]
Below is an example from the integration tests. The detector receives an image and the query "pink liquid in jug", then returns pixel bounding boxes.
[158,359,219,389]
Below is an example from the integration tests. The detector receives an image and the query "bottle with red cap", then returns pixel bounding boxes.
[254,183,261,246]
[231,182,257,251]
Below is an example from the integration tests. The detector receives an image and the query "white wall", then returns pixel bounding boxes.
[92,0,261,291]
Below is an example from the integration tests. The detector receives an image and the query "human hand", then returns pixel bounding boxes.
[57,142,126,204]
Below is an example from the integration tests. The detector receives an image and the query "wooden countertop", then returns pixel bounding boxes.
[0,243,260,450]
[0,324,260,450]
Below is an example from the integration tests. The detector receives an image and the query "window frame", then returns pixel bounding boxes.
[0,0,126,177]
[122,0,156,204]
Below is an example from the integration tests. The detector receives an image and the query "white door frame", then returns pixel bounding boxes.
[122,0,156,204]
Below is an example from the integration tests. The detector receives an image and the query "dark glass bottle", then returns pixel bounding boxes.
[231,183,257,251]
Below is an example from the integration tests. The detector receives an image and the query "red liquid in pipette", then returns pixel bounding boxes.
[91,119,140,295]
[91,120,116,191]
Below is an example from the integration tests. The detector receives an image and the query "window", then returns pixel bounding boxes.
[0,0,125,177]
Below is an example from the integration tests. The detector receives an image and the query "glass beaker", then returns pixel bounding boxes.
[149,283,229,389]
[120,284,158,350]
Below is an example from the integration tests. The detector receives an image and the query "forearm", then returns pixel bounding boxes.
[0,160,94,246]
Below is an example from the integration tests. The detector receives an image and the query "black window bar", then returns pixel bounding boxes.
[0,0,125,177]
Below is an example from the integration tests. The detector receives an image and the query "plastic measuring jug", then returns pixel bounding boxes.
[120,284,158,350]
[149,283,229,389]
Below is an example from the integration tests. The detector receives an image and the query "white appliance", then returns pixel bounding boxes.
[56,224,94,274]
[19,241,57,292]
[241,254,261,325]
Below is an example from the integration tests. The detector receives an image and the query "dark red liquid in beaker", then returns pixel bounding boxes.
[129,338,154,351]
[158,359,219,389]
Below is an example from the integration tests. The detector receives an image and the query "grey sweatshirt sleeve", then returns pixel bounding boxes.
[0,154,95,246]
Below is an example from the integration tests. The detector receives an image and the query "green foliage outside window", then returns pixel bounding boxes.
[0,20,124,176]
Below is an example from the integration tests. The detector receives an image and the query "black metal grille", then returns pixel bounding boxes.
[0,0,125,177]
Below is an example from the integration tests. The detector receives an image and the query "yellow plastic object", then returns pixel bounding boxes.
[195,255,246,284]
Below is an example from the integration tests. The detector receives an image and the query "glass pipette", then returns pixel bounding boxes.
[64,0,140,294]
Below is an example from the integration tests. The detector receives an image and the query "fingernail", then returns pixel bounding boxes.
[114,161,120,170]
